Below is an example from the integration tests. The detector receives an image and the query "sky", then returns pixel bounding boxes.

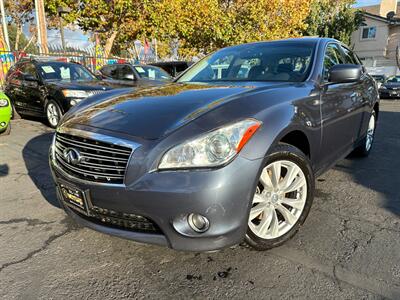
[21,0,384,51]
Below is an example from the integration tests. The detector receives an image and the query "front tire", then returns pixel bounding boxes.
[245,143,314,250]
[46,100,63,128]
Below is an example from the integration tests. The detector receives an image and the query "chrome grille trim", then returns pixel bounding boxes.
[53,127,141,185]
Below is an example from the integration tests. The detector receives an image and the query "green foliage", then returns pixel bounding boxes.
[304,0,364,45]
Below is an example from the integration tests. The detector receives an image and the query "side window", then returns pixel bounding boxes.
[323,44,344,81]
[117,65,134,80]
[341,46,359,65]
[20,63,38,80]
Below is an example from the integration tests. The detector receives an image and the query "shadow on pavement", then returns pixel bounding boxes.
[22,132,61,209]
[336,110,400,216]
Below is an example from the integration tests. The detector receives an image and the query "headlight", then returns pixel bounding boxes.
[62,90,89,98]
[51,133,56,160]
[0,98,9,107]
[380,86,387,90]
[159,119,262,170]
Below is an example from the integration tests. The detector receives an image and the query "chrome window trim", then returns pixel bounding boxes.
[53,126,141,186]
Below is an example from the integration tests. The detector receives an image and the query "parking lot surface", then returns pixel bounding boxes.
[0,100,399,299]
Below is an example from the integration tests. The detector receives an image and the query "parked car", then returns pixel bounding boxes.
[149,61,191,77]
[0,92,11,135]
[4,59,126,128]
[371,74,386,89]
[98,63,172,86]
[49,38,379,252]
[378,75,400,98]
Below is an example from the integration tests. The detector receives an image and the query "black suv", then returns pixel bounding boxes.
[5,59,125,128]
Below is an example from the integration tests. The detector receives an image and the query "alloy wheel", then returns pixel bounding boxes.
[365,114,375,152]
[248,160,307,240]
[47,103,60,127]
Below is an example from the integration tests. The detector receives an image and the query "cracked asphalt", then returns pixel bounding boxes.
[0,100,399,299]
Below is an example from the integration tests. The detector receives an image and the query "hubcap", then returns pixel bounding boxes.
[47,103,59,127]
[248,160,307,240]
[366,114,375,151]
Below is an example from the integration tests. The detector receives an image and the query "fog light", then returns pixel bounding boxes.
[0,122,5,127]
[188,213,209,233]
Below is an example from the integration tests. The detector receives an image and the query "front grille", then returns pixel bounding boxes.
[54,133,132,184]
[78,206,161,233]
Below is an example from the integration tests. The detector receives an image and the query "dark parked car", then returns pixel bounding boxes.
[149,61,191,77]
[98,63,172,86]
[378,75,400,98]
[5,60,125,128]
[49,38,379,252]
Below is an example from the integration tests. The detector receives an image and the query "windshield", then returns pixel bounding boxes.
[38,62,96,82]
[386,76,400,83]
[178,42,315,83]
[134,65,171,81]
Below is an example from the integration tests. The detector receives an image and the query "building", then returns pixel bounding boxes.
[351,0,400,76]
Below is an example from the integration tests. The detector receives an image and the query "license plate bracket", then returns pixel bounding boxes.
[60,184,89,215]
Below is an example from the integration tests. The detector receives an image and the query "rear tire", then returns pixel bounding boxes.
[245,143,314,251]
[352,110,376,157]
[46,100,63,128]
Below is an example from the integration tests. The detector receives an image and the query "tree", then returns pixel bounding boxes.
[5,0,34,50]
[7,24,37,53]
[304,0,364,45]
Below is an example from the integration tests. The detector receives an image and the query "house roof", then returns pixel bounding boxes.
[362,11,400,25]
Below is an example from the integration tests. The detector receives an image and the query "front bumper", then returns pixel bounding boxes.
[0,105,11,131]
[379,90,400,98]
[50,151,263,251]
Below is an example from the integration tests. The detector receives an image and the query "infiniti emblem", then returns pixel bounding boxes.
[63,148,81,165]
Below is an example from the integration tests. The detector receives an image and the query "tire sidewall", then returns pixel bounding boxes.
[245,143,315,250]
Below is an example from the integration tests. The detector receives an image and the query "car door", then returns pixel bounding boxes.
[19,62,44,114]
[319,43,363,165]
[4,64,25,109]
[340,45,375,141]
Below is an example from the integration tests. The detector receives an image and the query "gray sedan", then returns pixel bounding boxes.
[49,38,379,251]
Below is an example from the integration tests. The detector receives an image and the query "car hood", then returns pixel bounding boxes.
[61,82,286,139]
[382,82,400,88]
[45,79,125,90]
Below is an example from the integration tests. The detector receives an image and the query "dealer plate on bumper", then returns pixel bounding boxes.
[60,184,89,215]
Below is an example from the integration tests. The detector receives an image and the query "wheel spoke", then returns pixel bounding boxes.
[260,169,274,190]
[275,203,297,225]
[284,176,306,193]
[258,207,273,236]
[249,204,265,220]
[279,164,300,190]
[279,197,305,210]
[269,209,279,237]
[252,193,265,204]
[270,161,281,189]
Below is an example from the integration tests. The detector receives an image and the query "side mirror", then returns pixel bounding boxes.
[329,64,362,84]
[122,73,135,81]
[24,74,38,82]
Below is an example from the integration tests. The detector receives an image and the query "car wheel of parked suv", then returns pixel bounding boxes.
[245,143,314,250]
[352,110,376,157]
[46,100,62,128]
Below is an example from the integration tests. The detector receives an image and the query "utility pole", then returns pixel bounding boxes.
[0,0,10,51]
[35,0,48,54]
[57,7,71,51]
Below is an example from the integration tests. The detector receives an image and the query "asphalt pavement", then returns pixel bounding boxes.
[0,100,399,299]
